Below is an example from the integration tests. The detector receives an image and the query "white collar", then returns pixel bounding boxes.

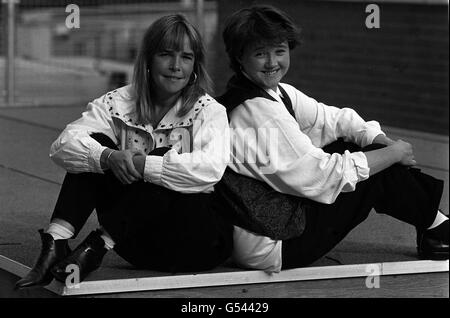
[265,87,283,103]
[107,88,215,133]
[241,71,283,103]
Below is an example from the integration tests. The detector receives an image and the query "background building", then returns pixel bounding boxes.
[1,0,448,135]
[212,0,449,135]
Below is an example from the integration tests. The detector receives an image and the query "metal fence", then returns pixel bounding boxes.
[0,0,215,107]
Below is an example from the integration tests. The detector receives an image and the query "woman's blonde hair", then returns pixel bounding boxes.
[133,14,212,124]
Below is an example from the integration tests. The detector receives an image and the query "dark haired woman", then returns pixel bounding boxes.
[217,5,448,272]
[16,14,233,288]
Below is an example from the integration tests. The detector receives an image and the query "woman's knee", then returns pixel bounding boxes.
[322,138,361,154]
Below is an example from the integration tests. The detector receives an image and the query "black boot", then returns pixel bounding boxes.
[15,229,71,288]
[51,230,108,283]
[417,219,449,260]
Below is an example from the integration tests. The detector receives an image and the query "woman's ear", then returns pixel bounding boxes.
[237,51,246,66]
[236,48,247,71]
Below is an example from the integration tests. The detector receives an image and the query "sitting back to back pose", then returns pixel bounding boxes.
[16,14,233,288]
[216,5,448,272]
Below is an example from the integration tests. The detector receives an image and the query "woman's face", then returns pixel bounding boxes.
[239,41,290,91]
[150,34,195,102]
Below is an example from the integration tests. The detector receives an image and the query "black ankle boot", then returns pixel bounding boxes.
[15,229,71,288]
[417,219,449,260]
[51,230,108,283]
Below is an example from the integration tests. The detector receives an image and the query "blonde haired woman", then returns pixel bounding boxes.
[16,14,233,288]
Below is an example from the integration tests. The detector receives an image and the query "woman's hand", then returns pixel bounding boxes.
[106,149,144,184]
[132,154,146,177]
[390,139,417,166]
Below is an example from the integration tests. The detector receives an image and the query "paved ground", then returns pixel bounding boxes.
[0,102,448,297]
[0,58,112,107]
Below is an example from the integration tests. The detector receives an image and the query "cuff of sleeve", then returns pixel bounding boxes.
[351,151,370,181]
[363,121,385,146]
[144,155,164,185]
[365,131,386,146]
[89,145,108,174]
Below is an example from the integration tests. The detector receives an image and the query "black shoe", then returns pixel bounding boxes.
[15,229,71,288]
[417,219,449,260]
[51,230,108,283]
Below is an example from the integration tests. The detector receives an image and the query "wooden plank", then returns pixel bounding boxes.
[1,255,446,296]
[0,255,31,278]
[85,272,448,298]
[53,260,450,296]
[381,260,449,275]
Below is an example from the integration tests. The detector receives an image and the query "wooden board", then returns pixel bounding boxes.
[1,254,447,297]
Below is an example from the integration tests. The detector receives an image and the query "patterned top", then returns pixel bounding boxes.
[50,85,230,193]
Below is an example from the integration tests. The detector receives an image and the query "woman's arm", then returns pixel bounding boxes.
[365,139,416,175]
[50,94,118,173]
[132,153,145,175]
[140,102,230,193]
[228,98,372,204]
[313,103,384,148]
[229,96,414,204]
[100,148,143,184]
[284,84,385,148]
[372,133,395,146]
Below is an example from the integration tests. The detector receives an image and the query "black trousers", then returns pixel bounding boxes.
[281,139,444,269]
[51,134,233,273]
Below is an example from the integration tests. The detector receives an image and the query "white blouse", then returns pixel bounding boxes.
[228,83,385,272]
[50,85,230,193]
[228,82,385,204]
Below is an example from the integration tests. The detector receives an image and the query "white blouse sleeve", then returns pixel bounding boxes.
[229,98,370,204]
[281,84,385,148]
[49,95,118,173]
[143,102,230,193]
